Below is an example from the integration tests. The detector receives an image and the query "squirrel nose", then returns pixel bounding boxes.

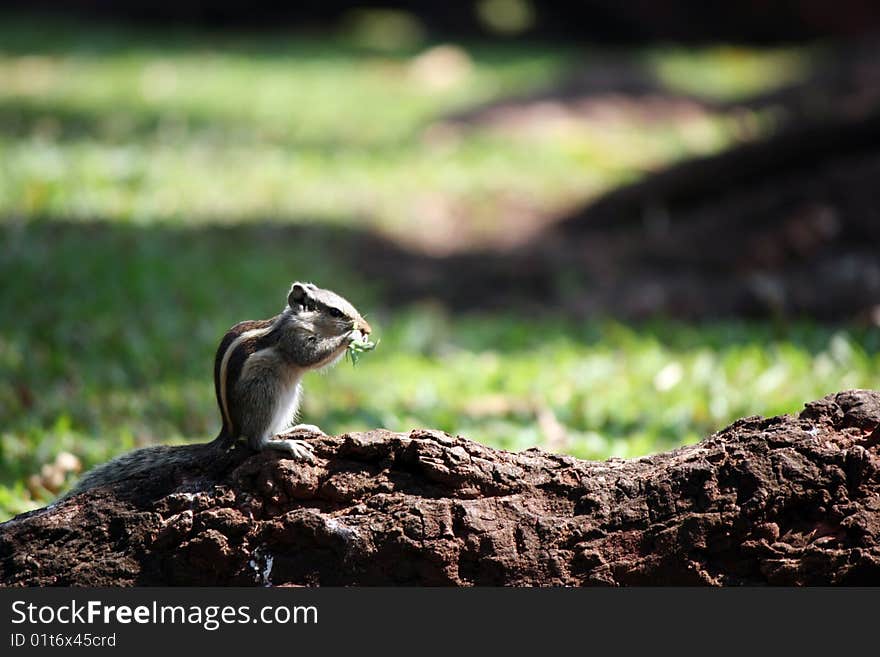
[355,318,372,335]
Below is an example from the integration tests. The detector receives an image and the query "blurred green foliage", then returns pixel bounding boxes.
[0,16,873,520]
[0,15,800,234]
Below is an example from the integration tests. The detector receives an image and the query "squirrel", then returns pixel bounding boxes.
[64,281,372,496]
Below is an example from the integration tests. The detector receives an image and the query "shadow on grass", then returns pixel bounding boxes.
[2,217,878,353]
[0,12,426,59]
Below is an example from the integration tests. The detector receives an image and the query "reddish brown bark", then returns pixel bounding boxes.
[1,390,879,586]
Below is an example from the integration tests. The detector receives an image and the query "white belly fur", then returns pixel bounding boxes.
[239,346,304,438]
[271,379,303,435]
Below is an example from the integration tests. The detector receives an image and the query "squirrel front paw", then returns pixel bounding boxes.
[263,437,316,462]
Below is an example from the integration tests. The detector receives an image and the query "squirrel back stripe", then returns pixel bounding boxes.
[214,318,275,437]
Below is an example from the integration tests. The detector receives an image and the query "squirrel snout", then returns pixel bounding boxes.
[354,318,372,335]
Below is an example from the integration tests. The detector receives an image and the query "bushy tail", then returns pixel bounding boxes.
[62,431,228,499]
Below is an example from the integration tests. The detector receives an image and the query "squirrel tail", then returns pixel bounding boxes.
[207,426,234,451]
[63,429,231,499]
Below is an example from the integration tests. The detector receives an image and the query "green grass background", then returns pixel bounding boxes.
[0,15,876,519]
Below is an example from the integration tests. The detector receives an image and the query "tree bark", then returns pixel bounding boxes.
[1,390,879,586]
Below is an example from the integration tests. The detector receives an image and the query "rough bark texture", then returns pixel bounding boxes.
[2,390,879,586]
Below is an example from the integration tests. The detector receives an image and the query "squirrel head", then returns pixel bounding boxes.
[286,281,372,341]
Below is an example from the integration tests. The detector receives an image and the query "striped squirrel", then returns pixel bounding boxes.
[66,282,372,496]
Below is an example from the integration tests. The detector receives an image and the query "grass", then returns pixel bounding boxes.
[0,16,575,233]
[0,15,804,242]
[0,15,870,520]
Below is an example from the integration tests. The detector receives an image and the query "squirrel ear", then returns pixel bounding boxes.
[288,283,308,309]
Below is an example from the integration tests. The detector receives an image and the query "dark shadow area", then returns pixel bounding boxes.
[405,39,880,324]
[3,198,879,347]
[714,38,880,119]
[6,1,880,42]
[359,117,880,322]
[391,35,880,321]
[444,38,880,137]
[0,13,430,57]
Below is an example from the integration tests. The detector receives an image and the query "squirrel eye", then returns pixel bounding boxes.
[328,307,344,318]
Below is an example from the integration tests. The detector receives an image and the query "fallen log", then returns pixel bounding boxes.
[1,390,879,586]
